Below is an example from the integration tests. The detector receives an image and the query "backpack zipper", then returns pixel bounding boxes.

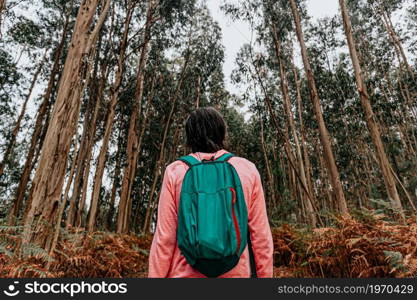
[229,187,241,254]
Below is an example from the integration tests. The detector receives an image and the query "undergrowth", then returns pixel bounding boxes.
[0,212,416,278]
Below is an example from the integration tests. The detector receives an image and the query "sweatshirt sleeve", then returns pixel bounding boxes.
[248,166,274,278]
[148,166,178,278]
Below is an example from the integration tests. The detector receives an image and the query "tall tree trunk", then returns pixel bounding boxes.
[169,117,185,165]
[66,89,95,227]
[117,0,156,234]
[339,0,404,218]
[21,0,111,248]
[289,0,348,215]
[105,122,124,231]
[9,12,72,225]
[259,117,277,208]
[271,24,317,227]
[251,51,322,225]
[142,56,190,233]
[75,72,106,228]
[47,130,81,256]
[75,154,91,227]
[378,6,414,81]
[195,75,201,109]
[87,4,135,232]
[0,51,46,178]
[0,0,6,34]
[291,58,316,205]
[377,9,417,124]
[128,75,158,232]
[65,41,105,227]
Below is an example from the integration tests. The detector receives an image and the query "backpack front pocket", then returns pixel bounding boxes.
[196,189,235,259]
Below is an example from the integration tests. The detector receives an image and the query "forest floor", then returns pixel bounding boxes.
[1,213,417,278]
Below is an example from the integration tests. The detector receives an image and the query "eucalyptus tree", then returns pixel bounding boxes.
[0,48,21,176]
[116,0,158,234]
[0,52,46,178]
[0,48,22,201]
[223,0,348,222]
[0,12,47,177]
[339,0,405,217]
[65,7,116,229]
[86,0,139,232]
[141,4,226,233]
[288,0,348,215]
[10,1,76,225]
[0,0,76,225]
[116,0,198,234]
[370,0,415,81]
[261,0,318,226]
[408,2,417,50]
[231,41,305,222]
[304,17,368,210]
[22,0,111,248]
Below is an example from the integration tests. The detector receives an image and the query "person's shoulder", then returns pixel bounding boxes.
[228,155,261,188]
[229,155,259,173]
[163,160,189,186]
[166,160,188,174]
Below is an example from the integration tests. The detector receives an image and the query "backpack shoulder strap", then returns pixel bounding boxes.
[247,231,257,278]
[177,155,201,168]
[215,152,234,162]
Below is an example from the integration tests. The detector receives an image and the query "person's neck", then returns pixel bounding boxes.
[194,149,226,160]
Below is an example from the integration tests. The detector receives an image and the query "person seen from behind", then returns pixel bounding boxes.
[148,107,273,278]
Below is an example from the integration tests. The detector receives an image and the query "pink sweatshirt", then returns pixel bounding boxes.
[148,150,274,278]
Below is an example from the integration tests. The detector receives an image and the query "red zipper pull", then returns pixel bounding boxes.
[229,187,241,254]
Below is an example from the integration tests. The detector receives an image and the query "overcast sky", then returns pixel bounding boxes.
[207,0,340,95]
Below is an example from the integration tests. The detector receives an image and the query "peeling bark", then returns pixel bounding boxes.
[22,0,111,248]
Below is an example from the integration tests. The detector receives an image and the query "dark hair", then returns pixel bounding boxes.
[185,107,227,153]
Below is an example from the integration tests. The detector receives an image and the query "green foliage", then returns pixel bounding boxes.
[8,16,43,47]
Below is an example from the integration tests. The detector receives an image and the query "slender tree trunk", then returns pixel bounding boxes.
[289,0,348,215]
[378,7,414,81]
[66,92,95,227]
[0,0,6,34]
[251,52,322,224]
[142,56,190,233]
[195,75,201,109]
[75,73,106,228]
[75,155,91,227]
[0,51,46,178]
[128,75,158,232]
[21,94,55,221]
[21,0,111,248]
[9,12,71,225]
[66,45,104,227]
[170,117,184,163]
[127,93,154,232]
[87,4,135,232]
[378,9,417,123]
[259,117,277,208]
[117,0,156,234]
[291,59,316,204]
[105,123,124,231]
[379,81,416,157]
[271,25,317,226]
[339,0,404,218]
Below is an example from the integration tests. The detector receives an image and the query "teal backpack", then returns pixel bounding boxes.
[177,152,253,277]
